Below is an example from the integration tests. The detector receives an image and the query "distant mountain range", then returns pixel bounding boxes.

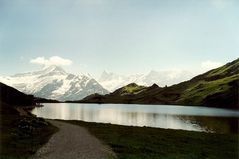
[0,65,108,101]
[78,58,239,110]
[0,65,194,101]
[1,58,238,109]
[98,69,194,92]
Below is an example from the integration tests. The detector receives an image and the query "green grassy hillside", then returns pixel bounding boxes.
[173,58,238,108]
[112,83,147,96]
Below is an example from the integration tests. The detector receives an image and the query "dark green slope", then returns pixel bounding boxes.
[0,82,36,106]
[0,82,60,105]
[79,58,239,109]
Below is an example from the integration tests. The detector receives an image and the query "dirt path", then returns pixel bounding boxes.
[30,120,116,159]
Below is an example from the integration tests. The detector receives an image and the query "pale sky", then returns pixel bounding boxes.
[0,0,238,78]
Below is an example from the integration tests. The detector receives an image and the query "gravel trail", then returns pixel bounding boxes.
[30,120,116,159]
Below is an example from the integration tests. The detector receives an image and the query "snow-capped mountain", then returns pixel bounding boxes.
[98,71,144,92]
[98,70,194,92]
[0,65,109,101]
[138,70,195,86]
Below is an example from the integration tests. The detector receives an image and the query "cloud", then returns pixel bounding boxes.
[30,56,72,66]
[201,60,223,70]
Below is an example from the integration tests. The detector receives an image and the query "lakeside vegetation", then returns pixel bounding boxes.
[63,120,239,159]
[0,103,58,159]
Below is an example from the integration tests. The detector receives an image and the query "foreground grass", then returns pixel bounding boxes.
[63,120,239,159]
[0,105,58,159]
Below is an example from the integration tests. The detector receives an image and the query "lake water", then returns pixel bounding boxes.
[31,103,239,133]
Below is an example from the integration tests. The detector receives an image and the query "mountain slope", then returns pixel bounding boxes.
[0,82,36,106]
[79,58,239,109]
[174,58,238,108]
[0,65,109,101]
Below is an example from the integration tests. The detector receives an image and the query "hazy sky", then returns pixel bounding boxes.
[0,0,238,78]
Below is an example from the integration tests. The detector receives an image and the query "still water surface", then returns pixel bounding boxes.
[31,103,239,133]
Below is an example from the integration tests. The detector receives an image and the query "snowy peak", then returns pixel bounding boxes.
[43,65,66,73]
[12,65,67,78]
[40,65,67,76]
[0,66,109,101]
[99,71,118,81]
